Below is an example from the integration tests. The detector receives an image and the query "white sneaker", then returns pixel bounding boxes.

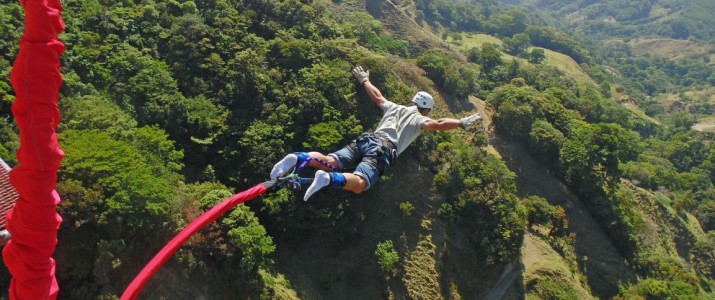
[270,154,298,179]
[304,170,331,201]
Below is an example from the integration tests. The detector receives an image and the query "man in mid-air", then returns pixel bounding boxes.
[270,65,482,200]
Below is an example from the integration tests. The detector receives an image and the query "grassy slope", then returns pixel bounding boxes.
[657,87,715,130]
[539,47,593,84]
[456,33,596,86]
[520,233,593,300]
[628,38,712,61]
[623,181,715,295]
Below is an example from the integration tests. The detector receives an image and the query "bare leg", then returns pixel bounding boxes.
[307,152,339,170]
[308,153,368,193]
[303,153,367,196]
[343,173,367,194]
[303,171,368,201]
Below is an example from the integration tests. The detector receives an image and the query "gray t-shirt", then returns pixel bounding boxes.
[374,100,429,156]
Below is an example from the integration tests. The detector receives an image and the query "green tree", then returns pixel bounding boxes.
[479,43,503,73]
[561,121,642,184]
[529,120,565,166]
[375,240,400,275]
[528,48,546,64]
[417,49,453,85]
[235,121,289,182]
[59,129,177,223]
[399,201,415,217]
[444,63,481,97]
[466,46,480,63]
[60,95,137,137]
[495,101,533,141]
[56,129,181,297]
[503,33,530,56]
[430,138,525,265]
[304,121,345,151]
[273,39,319,70]
[163,13,213,95]
[492,9,528,37]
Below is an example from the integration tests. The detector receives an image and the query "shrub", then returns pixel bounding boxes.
[375,240,400,275]
[399,201,415,217]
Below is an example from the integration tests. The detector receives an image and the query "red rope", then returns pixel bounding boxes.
[4,0,65,298]
[120,183,268,300]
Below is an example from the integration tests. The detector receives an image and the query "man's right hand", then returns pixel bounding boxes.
[460,113,482,129]
[352,65,370,84]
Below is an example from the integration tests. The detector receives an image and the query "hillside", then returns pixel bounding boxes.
[627,38,712,61]
[0,0,713,299]
[499,0,715,106]
[492,135,634,298]
[455,33,594,85]
[500,0,715,42]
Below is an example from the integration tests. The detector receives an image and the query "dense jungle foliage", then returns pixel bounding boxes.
[0,0,713,299]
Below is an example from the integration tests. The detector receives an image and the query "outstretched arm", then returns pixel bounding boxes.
[422,118,460,131]
[362,80,387,109]
[353,65,386,109]
[422,113,482,131]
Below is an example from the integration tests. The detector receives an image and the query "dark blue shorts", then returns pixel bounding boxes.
[328,135,393,191]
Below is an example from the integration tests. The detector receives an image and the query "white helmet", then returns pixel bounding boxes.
[411,91,434,109]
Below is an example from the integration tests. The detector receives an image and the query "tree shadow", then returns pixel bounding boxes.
[491,135,637,299]
[438,88,477,115]
[435,220,526,300]
[267,157,438,299]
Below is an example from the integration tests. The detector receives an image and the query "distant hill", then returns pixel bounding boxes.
[627,38,711,60]
[499,0,715,43]
[494,0,714,123]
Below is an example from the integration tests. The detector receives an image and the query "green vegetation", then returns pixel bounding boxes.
[374,240,399,275]
[526,275,578,300]
[0,0,712,298]
[507,0,715,41]
[427,134,526,265]
[415,1,713,297]
[615,255,703,299]
[398,201,415,217]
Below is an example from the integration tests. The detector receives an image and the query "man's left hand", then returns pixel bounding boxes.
[352,65,370,84]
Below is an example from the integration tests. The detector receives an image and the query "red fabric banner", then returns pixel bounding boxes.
[3,0,65,299]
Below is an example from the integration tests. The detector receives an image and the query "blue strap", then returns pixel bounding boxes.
[328,172,346,189]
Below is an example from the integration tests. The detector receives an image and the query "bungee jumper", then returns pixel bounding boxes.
[270,65,483,201]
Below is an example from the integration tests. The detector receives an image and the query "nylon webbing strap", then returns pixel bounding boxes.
[299,157,338,173]
[0,158,18,229]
